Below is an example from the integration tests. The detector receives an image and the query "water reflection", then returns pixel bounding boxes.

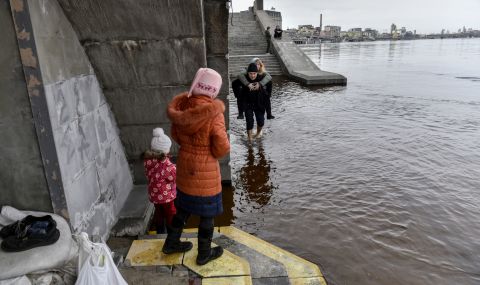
[239,143,274,209]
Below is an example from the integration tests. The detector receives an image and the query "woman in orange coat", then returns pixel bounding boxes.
[162,68,230,266]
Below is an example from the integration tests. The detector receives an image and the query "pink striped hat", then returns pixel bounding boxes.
[188,68,222,99]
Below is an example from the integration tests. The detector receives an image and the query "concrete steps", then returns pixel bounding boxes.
[122,226,326,285]
[228,11,283,76]
[229,54,282,76]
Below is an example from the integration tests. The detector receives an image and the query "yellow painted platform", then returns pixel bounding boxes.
[124,226,327,285]
[183,239,251,278]
[220,226,326,285]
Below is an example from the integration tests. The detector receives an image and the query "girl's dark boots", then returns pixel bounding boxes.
[162,217,193,254]
[196,227,224,265]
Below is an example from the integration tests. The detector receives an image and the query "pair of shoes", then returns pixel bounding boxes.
[237,114,244,119]
[1,215,60,252]
[267,115,275,119]
[0,215,54,239]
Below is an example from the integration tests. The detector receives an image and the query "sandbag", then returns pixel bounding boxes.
[0,206,78,280]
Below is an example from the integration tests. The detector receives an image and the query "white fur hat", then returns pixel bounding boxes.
[151,128,171,154]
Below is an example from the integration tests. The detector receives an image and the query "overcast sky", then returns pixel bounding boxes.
[232,0,480,34]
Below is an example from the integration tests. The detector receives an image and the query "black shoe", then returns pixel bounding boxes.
[162,225,193,254]
[196,245,223,265]
[237,114,244,119]
[0,215,55,239]
[267,114,275,119]
[1,218,60,252]
[162,238,193,254]
[196,227,224,265]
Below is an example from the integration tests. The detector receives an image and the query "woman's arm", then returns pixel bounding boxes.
[210,114,230,159]
[259,72,272,87]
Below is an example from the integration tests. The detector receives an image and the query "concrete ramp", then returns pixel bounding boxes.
[255,10,347,86]
[123,226,326,285]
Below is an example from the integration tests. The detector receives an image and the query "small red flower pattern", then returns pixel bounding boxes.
[144,157,176,204]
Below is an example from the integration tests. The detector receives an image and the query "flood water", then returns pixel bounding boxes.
[225,38,480,285]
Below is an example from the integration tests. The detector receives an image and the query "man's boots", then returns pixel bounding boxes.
[196,227,223,265]
[162,217,193,254]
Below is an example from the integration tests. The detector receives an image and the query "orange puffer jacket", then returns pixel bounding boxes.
[167,92,230,197]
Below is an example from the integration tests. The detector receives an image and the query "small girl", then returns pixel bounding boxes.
[144,128,176,234]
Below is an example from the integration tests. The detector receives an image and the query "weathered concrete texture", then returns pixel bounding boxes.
[105,84,185,183]
[119,266,192,285]
[103,86,187,126]
[0,0,52,212]
[57,0,204,41]
[28,0,93,85]
[110,185,154,237]
[84,38,207,89]
[120,124,179,160]
[206,56,230,99]
[204,0,231,183]
[203,0,229,55]
[253,277,290,285]
[55,0,232,185]
[213,235,288,279]
[28,0,133,238]
[120,124,180,184]
[256,10,347,86]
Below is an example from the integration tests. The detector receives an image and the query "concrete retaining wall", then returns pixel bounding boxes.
[58,0,231,184]
[0,0,52,212]
[27,0,133,238]
[204,0,230,181]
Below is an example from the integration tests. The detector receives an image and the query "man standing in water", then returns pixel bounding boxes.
[265,26,272,54]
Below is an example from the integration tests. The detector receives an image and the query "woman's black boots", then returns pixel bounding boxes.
[162,216,193,254]
[196,227,223,265]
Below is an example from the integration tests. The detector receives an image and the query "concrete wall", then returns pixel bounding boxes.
[27,0,133,238]
[204,0,230,181]
[0,0,52,212]
[57,0,231,184]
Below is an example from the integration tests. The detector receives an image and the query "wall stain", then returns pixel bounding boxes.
[17,28,30,40]
[20,48,37,67]
[28,74,41,88]
[11,0,24,12]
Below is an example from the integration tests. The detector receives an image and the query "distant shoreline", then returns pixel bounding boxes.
[294,36,480,45]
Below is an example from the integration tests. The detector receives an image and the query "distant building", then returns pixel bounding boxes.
[324,26,341,38]
[297,24,316,38]
[298,24,315,30]
[265,9,282,28]
[363,28,378,39]
[347,28,363,40]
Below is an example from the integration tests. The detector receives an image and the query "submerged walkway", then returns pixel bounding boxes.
[119,226,326,285]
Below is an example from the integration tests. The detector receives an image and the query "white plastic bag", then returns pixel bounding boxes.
[75,233,127,285]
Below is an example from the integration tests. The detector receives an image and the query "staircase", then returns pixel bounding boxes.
[228,11,283,76]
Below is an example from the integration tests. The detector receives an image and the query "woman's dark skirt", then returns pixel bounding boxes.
[175,189,223,218]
